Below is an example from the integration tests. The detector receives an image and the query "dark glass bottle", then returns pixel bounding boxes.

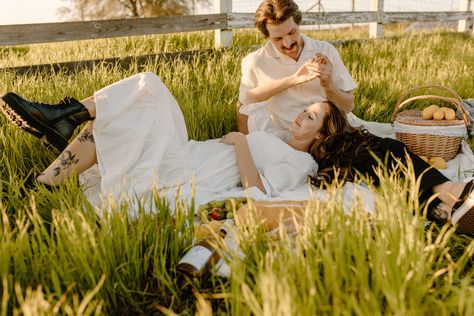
[176,224,229,278]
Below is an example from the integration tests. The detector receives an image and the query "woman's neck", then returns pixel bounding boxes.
[287,137,313,152]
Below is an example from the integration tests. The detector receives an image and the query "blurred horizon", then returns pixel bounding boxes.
[0,0,468,25]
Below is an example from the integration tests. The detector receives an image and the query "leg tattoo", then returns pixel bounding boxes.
[77,130,94,143]
[53,150,79,177]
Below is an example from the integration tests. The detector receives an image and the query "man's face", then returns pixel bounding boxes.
[266,17,303,61]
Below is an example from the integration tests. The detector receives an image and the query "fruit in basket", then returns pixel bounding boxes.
[429,156,447,169]
[441,107,456,120]
[422,105,439,120]
[432,109,445,120]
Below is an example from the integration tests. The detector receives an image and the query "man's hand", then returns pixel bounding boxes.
[306,53,334,88]
[292,60,320,85]
[308,52,355,113]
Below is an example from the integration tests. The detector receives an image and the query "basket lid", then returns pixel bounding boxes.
[395,110,465,126]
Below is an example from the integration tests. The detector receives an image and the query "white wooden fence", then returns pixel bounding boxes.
[0,0,472,48]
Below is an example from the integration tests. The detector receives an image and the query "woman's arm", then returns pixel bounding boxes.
[220,132,266,194]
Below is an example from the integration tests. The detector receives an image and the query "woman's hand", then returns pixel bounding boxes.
[220,132,246,145]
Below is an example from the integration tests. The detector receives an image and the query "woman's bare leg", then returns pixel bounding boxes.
[36,96,98,186]
[37,121,97,186]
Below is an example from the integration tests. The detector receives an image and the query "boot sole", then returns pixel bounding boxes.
[0,99,43,138]
[0,101,55,149]
[452,195,474,235]
[1,94,68,151]
[451,182,474,235]
[456,208,474,235]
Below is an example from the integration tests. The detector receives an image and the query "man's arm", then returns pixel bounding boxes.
[236,101,249,134]
[323,84,354,113]
[243,75,298,105]
[242,61,319,106]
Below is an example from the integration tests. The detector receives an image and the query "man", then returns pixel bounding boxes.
[238,0,357,138]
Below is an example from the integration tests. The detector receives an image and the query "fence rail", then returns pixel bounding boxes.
[228,11,473,28]
[0,11,472,47]
[0,14,227,46]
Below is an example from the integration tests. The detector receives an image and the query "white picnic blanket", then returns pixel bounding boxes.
[80,111,474,217]
[187,111,474,216]
[210,112,474,278]
[79,106,474,278]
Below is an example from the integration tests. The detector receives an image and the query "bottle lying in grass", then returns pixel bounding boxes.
[176,223,230,279]
[197,197,248,221]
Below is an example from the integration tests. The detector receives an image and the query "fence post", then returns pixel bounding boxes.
[214,0,233,48]
[369,0,384,38]
[458,0,473,36]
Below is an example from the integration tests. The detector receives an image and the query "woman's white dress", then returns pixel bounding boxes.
[81,72,317,206]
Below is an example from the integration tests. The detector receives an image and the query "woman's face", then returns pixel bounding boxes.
[289,102,326,140]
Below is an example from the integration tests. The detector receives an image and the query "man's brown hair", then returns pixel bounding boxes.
[255,0,302,37]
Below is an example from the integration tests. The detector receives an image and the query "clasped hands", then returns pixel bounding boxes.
[293,53,333,87]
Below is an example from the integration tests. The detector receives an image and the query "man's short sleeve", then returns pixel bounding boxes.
[328,44,357,93]
[239,54,258,104]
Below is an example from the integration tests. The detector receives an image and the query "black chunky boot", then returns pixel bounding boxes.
[1,92,92,151]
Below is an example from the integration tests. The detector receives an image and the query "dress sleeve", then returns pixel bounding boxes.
[259,151,318,197]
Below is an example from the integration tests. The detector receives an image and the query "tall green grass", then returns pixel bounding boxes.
[1,29,473,314]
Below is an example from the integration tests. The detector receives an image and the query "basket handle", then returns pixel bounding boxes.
[391,84,470,128]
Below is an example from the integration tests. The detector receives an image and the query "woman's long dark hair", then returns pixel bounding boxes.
[309,101,380,186]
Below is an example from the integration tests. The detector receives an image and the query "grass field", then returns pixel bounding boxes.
[1,27,474,315]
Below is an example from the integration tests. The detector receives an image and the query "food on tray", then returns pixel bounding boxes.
[198,197,248,221]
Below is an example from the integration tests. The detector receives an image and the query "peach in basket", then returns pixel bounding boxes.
[422,104,439,120]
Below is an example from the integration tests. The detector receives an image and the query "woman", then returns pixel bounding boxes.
[238,101,474,234]
[1,72,317,202]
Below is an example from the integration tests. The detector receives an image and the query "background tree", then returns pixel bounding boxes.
[58,0,210,21]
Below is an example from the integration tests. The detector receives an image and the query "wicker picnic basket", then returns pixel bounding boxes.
[391,85,470,161]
